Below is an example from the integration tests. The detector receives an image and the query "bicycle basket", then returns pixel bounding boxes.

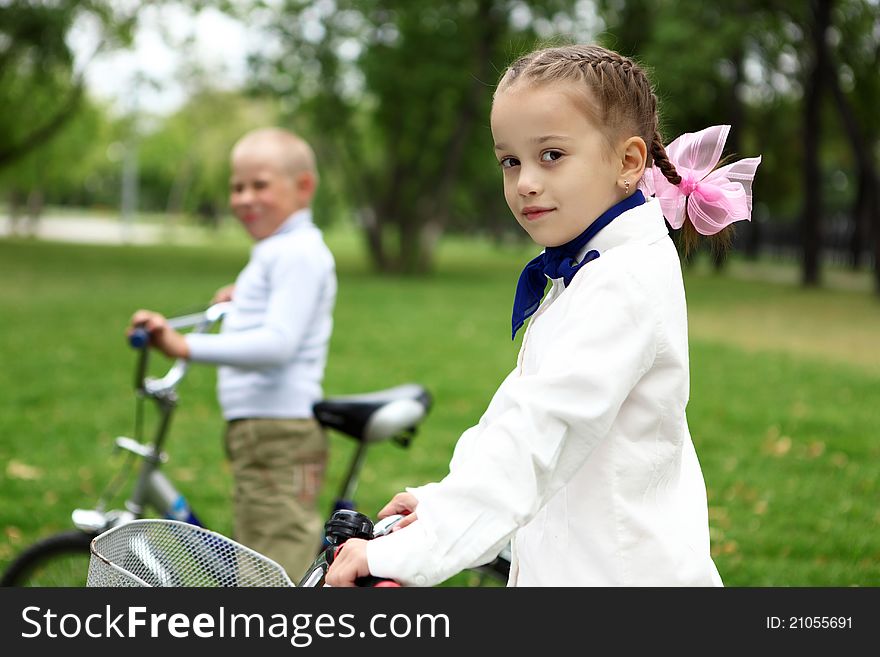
[87,519,295,587]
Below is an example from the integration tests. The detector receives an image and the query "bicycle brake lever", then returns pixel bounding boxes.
[372,514,406,537]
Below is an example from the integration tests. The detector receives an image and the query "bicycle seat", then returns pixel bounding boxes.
[313,383,432,444]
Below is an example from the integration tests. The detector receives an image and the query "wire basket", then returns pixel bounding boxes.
[87,519,295,587]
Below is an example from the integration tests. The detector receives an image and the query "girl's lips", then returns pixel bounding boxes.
[522,207,554,221]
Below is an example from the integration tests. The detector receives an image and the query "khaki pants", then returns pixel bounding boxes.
[224,418,328,581]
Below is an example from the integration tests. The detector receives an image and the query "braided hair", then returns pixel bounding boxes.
[495,44,718,255]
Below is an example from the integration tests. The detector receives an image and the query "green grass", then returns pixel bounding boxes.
[1,233,879,586]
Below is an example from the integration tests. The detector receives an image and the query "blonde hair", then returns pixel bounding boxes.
[232,127,319,183]
[495,44,719,254]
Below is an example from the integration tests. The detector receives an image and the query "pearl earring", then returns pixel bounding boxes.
[624,180,630,194]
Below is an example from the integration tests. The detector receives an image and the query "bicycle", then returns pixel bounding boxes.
[0,302,434,587]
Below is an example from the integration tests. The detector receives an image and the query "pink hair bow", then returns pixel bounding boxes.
[640,125,762,235]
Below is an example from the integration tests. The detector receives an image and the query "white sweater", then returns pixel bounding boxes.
[186,209,337,420]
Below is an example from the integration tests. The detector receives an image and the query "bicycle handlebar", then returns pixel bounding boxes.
[298,511,405,587]
[129,327,150,349]
[129,302,231,396]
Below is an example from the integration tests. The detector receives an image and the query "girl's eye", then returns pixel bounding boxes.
[541,150,563,163]
[499,156,519,169]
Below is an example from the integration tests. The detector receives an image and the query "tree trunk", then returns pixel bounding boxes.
[801,0,832,287]
[384,0,501,275]
[25,188,43,237]
[848,170,869,269]
[824,36,878,279]
[714,42,748,271]
[874,180,880,294]
[399,209,422,274]
[367,148,407,273]
[7,189,24,236]
[361,206,388,272]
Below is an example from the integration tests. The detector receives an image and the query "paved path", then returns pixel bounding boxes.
[0,214,189,245]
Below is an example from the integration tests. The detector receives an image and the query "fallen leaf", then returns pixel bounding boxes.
[6,460,42,480]
[772,436,792,456]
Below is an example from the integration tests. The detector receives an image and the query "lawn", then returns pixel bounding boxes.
[1,231,878,586]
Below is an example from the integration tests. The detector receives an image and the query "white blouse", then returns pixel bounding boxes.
[367,198,722,586]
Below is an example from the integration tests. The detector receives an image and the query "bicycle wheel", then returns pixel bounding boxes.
[0,530,95,587]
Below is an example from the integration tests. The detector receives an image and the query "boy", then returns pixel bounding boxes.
[129,127,337,579]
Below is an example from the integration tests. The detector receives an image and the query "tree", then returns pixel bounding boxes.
[800,0,833,286]
[246,0,584,273]
[600,1,728,268]
[0,96,116,226]
[137,90,283,223]
[0,1,141,170]
[772,0,878,290]
[600,0,880,292]
[832,0,880,286]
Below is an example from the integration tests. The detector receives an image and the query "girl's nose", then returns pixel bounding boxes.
[516,166,542,196]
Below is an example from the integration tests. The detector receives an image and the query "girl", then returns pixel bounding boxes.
[327,44,759,586]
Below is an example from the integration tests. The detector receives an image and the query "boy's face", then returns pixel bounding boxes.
[229,150,304,241]
[490,82,624,247]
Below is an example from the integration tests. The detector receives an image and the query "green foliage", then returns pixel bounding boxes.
[2,0,878,286]
[136,91,283,221]
[0,97,117,207]
[0,89,287,221]
[835,0,880,142]
[1,235,879,586]
[0,1,138,169]
[247,0,581,272]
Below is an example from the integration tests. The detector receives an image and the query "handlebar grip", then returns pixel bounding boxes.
[331,546,400,587]
[129,326,150,349]
[355,575,401,588]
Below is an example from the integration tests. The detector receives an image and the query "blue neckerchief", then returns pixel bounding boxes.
[511,190,646,339]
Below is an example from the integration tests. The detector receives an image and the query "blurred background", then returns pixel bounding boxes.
[1,0,878,586]
[2,0,878,283]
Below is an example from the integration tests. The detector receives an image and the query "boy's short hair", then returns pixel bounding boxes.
[232,127,318,180]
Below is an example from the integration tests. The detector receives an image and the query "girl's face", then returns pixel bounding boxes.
[490,82,625,247]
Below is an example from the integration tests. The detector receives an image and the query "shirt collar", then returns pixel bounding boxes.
[272,207,313,237]
[575,197,668,262]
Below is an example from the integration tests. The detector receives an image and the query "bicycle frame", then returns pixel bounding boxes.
[70,306,226,534]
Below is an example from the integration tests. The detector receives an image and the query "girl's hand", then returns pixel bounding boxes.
[127,310,190,360]
[325,538,370,587]
[378,492,419,531]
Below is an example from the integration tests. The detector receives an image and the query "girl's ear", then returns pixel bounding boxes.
[619,136,647,188]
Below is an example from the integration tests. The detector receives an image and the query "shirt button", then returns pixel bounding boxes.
[414,574,427,586]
